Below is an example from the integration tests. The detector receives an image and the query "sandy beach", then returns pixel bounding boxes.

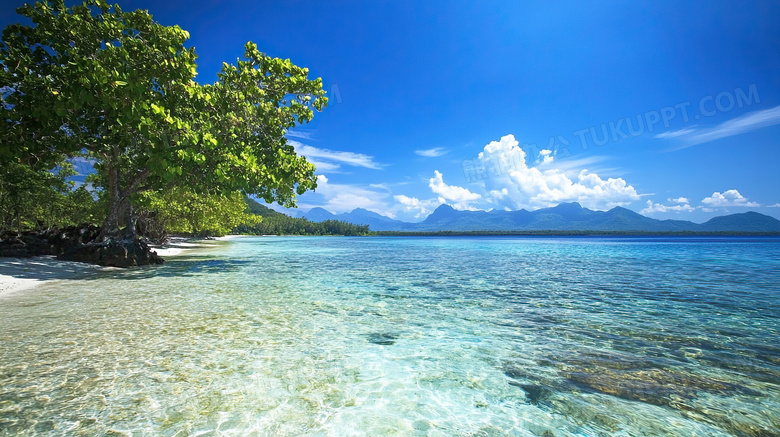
[0,235,240,297]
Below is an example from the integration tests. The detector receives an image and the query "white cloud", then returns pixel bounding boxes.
[286,130,314,140]
[539,149,554,165]
[305,174,389,213]
[769,203,780,208]
[306,160,341,172]
[488,188,509,200]
[536,155,609,173]
[668,197,690,204]
[415,147,448,157]
[291,140,382,170]
[641,199,696,215]
[476,134,640,210]
[429,170,481,209]
[654,127,698,140]
[393,195,440,218]
[657,105,780,150]
[701,189,760,208]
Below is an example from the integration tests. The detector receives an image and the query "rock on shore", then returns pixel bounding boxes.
[57,238,164,267]
[0,226,164,267]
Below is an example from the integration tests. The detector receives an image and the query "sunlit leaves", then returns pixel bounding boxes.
[138,188,261,237]
[1,0,327,236]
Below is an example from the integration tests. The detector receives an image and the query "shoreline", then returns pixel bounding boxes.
[0,235,241,297]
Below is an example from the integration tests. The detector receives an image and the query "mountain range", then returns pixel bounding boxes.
[295,203,780,233]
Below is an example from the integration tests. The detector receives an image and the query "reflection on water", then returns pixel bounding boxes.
[0,236,778,436]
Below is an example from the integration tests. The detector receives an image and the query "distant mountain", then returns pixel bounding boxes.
[302,207,412,231]
[299,202,780,233]
[302,207,336,222]
[339,208,415,231]
[699,211,780,232]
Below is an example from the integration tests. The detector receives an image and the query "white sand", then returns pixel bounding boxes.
[150,235,240,256]
[0,256,114,296]
[0,235,242,296]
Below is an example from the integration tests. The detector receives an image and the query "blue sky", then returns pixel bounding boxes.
[3,1,779,222]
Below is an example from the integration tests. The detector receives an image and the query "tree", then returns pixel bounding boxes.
[0,159,72,234]
[136,188,261,241]
[1,0,326,243]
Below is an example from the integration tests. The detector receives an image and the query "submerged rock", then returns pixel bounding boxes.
[556,351,760,406]
[503,350,777,437]
[366,332,398,345]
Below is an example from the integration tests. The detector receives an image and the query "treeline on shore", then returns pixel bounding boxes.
[0,168,370,248]
[235,217,370,236]
[0,164,261,243]
[236,198,370,236]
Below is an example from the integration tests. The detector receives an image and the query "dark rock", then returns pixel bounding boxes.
[0,225,103,258]
[519,384,555,405]
[366,333,398,345]
[2,226,162,268]
[58,238,164,268]
[0,236,30,257]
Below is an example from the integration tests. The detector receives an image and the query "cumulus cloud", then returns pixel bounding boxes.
[395,135,641,214]
[487,188,509,200]
[641,199,696,215]
[429,170,481,209]
[476,134,640,210]
[539,149,554,165]
[701,189,760,208]
[769,203,780,208]
[291,141,382,170]
[415,147,448,157]
[642,190,761,214]
[393,194,440,218]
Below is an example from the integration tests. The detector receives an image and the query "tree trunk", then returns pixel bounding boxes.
[15,207,22,237]
[123,200,137,239]
[99,153,121,240]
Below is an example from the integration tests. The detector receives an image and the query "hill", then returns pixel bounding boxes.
[299,202,780,233]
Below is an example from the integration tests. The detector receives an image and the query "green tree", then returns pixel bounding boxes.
[1,0,326,241]
[0,159,73,233]
[137,188,260,240]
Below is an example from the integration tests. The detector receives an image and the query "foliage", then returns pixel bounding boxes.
[1,0,326,239]
[137,188,260,239]
[0,159,102,233]
[244,196,285,218]
[235,216,371,236]
[63,185,104,226]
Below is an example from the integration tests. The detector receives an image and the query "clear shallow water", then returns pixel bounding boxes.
[0,236,778,436]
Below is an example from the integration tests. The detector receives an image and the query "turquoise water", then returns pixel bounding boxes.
[1,236,778,436]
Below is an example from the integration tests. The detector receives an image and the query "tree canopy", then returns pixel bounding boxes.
[1,0,326,240]
[136,188,261,241]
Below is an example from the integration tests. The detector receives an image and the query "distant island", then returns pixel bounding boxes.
[292,202,780,234]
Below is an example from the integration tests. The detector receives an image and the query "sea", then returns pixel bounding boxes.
[0,236,778,436]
